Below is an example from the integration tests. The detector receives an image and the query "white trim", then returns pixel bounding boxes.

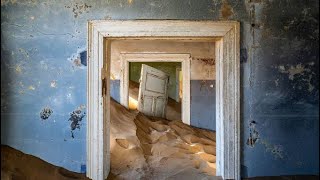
[119,53,191,125]
[87,20,240,180]
[176,67,182,103]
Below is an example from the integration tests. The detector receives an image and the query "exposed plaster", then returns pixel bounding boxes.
[277,63,315,92]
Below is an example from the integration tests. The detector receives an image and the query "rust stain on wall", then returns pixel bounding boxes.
[220,0,233,19]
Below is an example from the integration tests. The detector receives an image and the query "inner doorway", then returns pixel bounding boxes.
[119,52,191,125]
[129,62,182,121]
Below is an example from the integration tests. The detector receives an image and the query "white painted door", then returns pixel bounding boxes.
[138,64,169,118]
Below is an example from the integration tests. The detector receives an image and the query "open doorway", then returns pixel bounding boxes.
[87,20,240,180]
[109,39,217,179]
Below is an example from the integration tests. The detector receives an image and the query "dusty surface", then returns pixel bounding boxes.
[110,98,217,180]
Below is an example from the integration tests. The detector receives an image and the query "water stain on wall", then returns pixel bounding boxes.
[220,0,234,19]
[40,107,53,120]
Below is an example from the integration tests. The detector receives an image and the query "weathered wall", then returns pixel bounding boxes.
[1,0,318,177]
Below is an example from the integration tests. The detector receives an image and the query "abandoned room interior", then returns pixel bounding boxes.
[1,1,319,180]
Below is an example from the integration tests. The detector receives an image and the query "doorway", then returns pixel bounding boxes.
[119,53,191,124]
[87,20,240,180]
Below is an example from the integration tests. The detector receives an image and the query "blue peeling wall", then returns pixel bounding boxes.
[1,0,319,177]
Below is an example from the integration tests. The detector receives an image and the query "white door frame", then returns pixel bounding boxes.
[175,67,182,103]
[87,20,240,180]
[119,53,191,125]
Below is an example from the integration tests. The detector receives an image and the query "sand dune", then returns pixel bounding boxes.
[109,98,217,180]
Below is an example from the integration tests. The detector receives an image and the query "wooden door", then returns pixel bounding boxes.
[138,64,169,118]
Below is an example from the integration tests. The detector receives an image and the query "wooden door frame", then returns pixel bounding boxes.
[87,20,240,180]
[119,53,191,125]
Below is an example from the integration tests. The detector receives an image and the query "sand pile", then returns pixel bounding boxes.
[109,98,217,180]
[1,145,89,180]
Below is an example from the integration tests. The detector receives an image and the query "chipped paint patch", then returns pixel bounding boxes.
[69,105,86,138]
[260,140,285,159]
[65,2,92,18]
[40,107,53,120]
[15,64,22,74]
[278,64,307,80]
[28,85,35,90]
[246,121,259,147]
[277,63,316,92]
[68,48,87,69]
[50,80,57,88]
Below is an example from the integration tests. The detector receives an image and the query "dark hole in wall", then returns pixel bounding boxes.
[80,51,87,66]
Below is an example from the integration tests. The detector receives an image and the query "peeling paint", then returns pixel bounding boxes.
[15,64,22,73]
[65,2,92,18]
[278,64,308,80]
[277,63,316,92]
[68,49,87,69]
[50,80,57,88]
[246,121,259,147]
[260,140,285,160]
[68,105,86,138]
[28,85,35,90]
[40,107,53,120]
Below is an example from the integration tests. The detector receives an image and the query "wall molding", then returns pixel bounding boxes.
[87,20,240,180]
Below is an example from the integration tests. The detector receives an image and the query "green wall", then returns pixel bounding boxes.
[129,62,181,100]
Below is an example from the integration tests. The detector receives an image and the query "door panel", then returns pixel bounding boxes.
[138,64,169,118]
